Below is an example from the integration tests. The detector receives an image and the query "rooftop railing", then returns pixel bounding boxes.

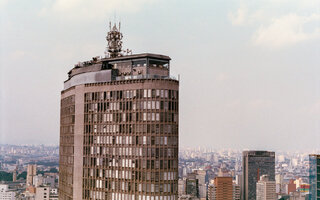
[115,74,178,81]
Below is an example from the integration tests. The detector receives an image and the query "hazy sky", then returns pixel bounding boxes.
[1,0,320,151]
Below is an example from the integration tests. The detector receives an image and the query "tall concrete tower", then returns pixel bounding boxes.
[59,23,179,200]
[26,164,37,186]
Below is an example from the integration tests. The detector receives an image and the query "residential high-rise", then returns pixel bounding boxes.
[59,23,179,200]
[27,164,37,186]
[256,175,276,200]
[207,177,239,200]
[242,151,275,200]
[309,154,320,199]
[214,177,233,200]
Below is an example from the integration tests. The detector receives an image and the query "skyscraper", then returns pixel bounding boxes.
[27,164,37,186]
[214,177,233,200]
[242,151,275,200]
[309,154,320,200]
[185,172,199,198]
[59,23,179,200]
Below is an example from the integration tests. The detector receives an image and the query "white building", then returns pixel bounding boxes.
[35,186,49,200]
[233,184,240,200]
[256,175,276,200]
[0,184,15,200]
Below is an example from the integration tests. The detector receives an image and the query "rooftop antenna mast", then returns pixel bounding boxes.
[106,21,123,58]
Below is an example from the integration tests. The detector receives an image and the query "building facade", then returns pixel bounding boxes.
[214,177,233,200]
[256,175,276,200]
[233,184,240,200]
[35,186,50,200]
[309,154,320,200]
[59,23,179,200]
[185,173,199,198]
[242,151,275,200]
[0,184,15,200]
[27,164,37,187]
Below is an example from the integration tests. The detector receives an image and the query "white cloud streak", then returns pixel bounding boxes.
[229,0,320,48]
[40,0,155,21]
[252,14,320,48]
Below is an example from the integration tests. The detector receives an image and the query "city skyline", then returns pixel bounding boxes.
[1,0,320,151]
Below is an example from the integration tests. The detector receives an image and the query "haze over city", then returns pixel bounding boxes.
[1,0,320,151]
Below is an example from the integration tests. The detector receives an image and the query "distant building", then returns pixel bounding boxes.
[178,194,199,200]
[12,171,16,182]
[26,164,37,186]
[207,184,216,200]
[35,186,49,200]
[179,179,187,196]
[235,174,242,198]
[287,179,296,194]
[207,178,239,200]
[214,177,233,200]
[0,184,15,200]
[194,170,206,199]
[256,175,276,200]
[186,173,199,198]
[309,154,320,199]
[233,184,240,200]
[275,174,284,194]
[242,151,275,200]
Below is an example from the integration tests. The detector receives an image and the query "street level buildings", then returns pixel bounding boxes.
[59,23,179,200]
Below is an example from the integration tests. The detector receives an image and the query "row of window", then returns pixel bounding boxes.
[85,112,177,123]
[61,105,75,116]
[85,101,178,113]
[61,125,74,134]
[61,95,75,107]
[60,136,74,144]
[85,124,178,135]
[61,115,75,124]
[83,158,177,170]
[60,154,74,165]
[60,145,74,154]
[85,168,176,182]
[85,146,177,158]
[84,190,177,200]
[86,136,178,146]
[85,89,178,102]
[83,181,177,195]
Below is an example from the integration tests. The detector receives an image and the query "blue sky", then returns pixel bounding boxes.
[1,0,320,150]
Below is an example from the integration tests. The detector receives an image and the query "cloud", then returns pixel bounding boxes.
[39,0,155,21]
[228,5,265,26]
[252,13,320,48]
[228,6,248,26]
[228,0,320,48]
